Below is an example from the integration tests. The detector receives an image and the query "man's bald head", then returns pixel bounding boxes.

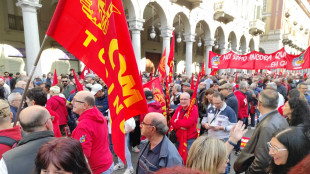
[72,91,95,115]
[145,112,168,136]
[20,106,52,133]
[75,91,95,106]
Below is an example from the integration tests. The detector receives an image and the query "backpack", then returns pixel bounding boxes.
[0,136,18,148]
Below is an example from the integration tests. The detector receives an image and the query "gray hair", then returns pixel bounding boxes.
[151,118,169,135]
[8,93,21,105]
[239,81,249,90]
[258,89,278,109]
[267,82,277,90]
[174,84,181,92]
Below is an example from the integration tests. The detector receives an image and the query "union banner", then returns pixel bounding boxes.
[208,47,310,70]
[47,0,148,163]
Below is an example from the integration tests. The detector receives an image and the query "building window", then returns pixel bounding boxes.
[263,0,267,12]
[8,14,23,31]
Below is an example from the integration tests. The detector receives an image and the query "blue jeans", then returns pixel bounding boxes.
[108,134,114,155]
[100,163,114,174]
[176,138,195,153]
[117,134,133,168]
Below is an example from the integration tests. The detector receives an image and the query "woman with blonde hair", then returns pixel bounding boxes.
[187,121,247,174]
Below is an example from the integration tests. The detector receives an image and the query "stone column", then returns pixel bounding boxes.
[16,0,42,76]
[160,27,173,73]
[128,19,144,71]
[204,39,214,75]
[184,34,195,77]
[219,42,229,74]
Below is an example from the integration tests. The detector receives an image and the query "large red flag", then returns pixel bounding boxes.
[47,0,148,162]
[165,75,171,121]
[179,73,201,164]
[72,69,84,91]
[158,48,167,80]
[52,69,58,86]
[168,31,175,83]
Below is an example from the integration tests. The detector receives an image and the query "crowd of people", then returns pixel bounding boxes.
[0,69,309,174]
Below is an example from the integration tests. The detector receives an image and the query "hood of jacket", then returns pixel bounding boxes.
[78,106,105,123]
[51,95,66,105]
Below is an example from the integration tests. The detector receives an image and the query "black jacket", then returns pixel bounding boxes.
[2,131,54,174]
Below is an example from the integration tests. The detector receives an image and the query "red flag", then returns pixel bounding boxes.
[72,69,83,91]
[165,75,171,121]
[179,73,201,164]
[47,0,148,163]
[143,77,167,119]
[79,66,90,80]
[158,48,167,80]
[52,69,58,86]
[235,72,238,83]
[304,72,307,81]
[168,31,175,83]
[210,69,218,76]
[201,61,205,77]
[190,74,194,90]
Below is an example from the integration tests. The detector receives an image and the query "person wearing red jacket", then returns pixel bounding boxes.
[26,87,62,137]
[46,86,68,136]
[233,81,249,155]
[171,92,198,152]
[0,99,22,158]
[72,91,113,174]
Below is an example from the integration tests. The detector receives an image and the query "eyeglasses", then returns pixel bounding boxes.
[140,121,153,127]
[267,142,287,153]
[73,99,85,104]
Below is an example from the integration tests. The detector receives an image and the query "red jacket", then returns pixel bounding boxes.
[234,90,248,119]
[46,95,68,125]
[72,106,113,174]
[0,125,22,158]
[45,106,62,137]
[171,105,198,140]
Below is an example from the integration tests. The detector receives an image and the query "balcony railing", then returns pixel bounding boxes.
[249,19,265,35]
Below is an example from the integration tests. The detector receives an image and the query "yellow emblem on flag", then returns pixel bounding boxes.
[80,0,121,35]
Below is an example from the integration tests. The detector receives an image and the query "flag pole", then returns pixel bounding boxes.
[13,34,49,126]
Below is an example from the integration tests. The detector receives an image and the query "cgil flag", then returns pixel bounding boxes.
[168,31,175,83]
[46,0,148,163]
[158,48,167,80]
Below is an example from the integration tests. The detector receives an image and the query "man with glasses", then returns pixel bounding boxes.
[0,106,54,174]
[171,92,198,152]
[234,89,289,174]
[61,76,75,99]
[297,82,310,105]
[137,112,182,174]
[72,91,113,174]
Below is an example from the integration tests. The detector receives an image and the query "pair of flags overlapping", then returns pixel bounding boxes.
[47,0,148,163]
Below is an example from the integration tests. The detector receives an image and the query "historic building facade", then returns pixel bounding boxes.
[0,0,280,76]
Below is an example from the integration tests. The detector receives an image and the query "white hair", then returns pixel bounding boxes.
[8,93,21,105]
